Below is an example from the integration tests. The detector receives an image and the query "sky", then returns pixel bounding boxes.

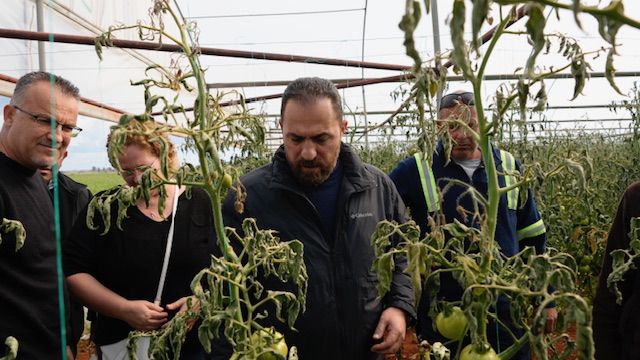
[1,1,640,171]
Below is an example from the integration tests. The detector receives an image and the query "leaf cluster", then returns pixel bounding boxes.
[371,218,593,359]
[194,218,307,359]
[607,223,640,305]
[0,219,25,252]
[0,337,17,360]
[119,219,307,360]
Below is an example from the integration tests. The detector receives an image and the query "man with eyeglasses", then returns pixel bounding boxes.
[389,90,557,359]
[0,71,81,359]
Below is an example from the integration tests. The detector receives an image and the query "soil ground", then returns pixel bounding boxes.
[76,338,96,360]
[385,327,421,360]
[383,326,578,360]
[76,325,577,360]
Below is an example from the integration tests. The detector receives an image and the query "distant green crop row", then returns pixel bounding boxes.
[66,171,123,194]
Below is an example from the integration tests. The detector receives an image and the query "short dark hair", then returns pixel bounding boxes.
[11,71,80,107]
[281,77,343,121]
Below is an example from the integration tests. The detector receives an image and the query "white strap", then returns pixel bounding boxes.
[154,185,180,306]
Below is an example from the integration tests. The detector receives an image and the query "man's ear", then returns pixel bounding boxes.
[279,118,283,128]
[3,105,16,127]
[340,120,348,133]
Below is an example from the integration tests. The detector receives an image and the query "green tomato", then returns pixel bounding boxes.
[578,265,591,273]
[221,173,233,188]
[435,306,467,340]
[460,344,499,360]
[580,255,593,266]
[251,327,288,360]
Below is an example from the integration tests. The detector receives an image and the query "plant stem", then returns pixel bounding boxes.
[162,0,245,334]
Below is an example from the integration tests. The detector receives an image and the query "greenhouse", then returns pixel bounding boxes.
[1,1,640,360]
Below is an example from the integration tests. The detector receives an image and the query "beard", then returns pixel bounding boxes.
[290,158,334,186]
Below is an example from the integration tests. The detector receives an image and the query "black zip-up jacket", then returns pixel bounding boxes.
[46,172,92,356]
[593,180,640,359]
[48,172,92,242]
[221,143,415,360]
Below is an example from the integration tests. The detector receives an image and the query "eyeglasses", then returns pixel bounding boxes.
[13,105,83,137]
[439,92,475,110]
[119,159,158,176]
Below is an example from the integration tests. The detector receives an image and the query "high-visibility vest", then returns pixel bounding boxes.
[413,149,520,213]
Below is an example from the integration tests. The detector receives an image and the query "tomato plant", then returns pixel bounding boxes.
[436,306,467,340]
[88,2,308,360]
[370,1,640,360]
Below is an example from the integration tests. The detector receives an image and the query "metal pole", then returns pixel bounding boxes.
[0,28,411,71]
[361,0,369,150]
[36,0,46,71]
[432,0,442,110]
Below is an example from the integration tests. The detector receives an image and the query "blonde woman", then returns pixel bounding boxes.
[64,120,215,359]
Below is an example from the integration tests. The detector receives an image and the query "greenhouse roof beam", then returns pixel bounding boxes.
[0,28,411,72]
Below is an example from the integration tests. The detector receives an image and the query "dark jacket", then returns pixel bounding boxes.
[221,143,415,360]
[49,172,93,242]
[46,172,92,355]
[593,180,640,360]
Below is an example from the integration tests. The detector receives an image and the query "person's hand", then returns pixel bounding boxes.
[543,307,558,334]
[120,300,168,332]
[370,307,407,354]
[66,345,74,360]
[161,296,200,331]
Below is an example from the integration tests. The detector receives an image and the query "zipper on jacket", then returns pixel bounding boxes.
[330,247,349,357]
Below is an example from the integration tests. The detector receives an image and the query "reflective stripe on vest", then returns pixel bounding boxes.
[414,152,440,212]
[414,150,520,213]
[517,219,546,240]
[499,150,519,211]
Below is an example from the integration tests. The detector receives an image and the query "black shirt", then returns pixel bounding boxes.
[0,152,64,359]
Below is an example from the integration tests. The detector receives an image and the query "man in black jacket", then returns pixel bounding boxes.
[222,77,415,360]
[39,150,92,357]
